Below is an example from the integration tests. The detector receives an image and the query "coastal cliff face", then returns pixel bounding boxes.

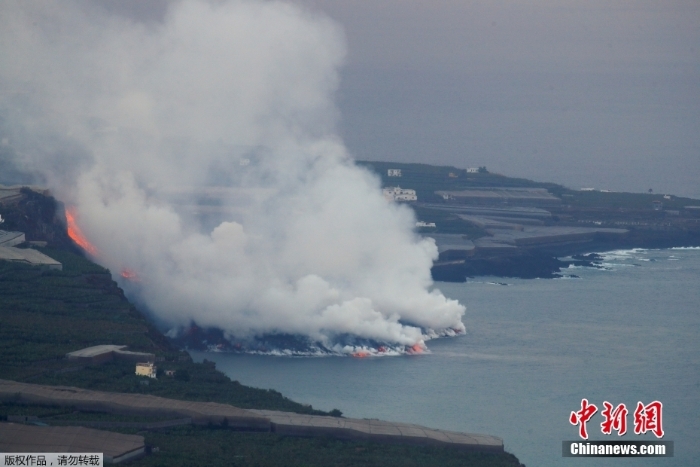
[432,252,571,281]
[0,187,75,250]
[430,228,700,281]
[356,161,700,281]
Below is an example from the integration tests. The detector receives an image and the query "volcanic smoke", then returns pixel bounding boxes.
[0,0,465,354]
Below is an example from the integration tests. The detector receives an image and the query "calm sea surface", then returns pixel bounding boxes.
[191,247,700,467]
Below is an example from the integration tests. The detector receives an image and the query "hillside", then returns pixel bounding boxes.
[0,195,521,466]
[358,160,700,211]
[0,248,332,414]
[358,160,700,279]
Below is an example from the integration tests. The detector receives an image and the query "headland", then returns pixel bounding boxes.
[358,161,700,280]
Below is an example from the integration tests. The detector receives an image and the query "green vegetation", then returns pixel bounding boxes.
[358,160,700,212]
[0,183,527,466]
[0,403,73,419]
[0,247,520,466]
[0,249,328,415]
[0,254,154,377]
[137,426,520,467]
[31,247,110,274]
[30,359,323,414]
[0,403,174,423]
[0,404,520,466]
[358,160,561,203]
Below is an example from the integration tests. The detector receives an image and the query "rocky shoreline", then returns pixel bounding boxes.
[430,231,700,281]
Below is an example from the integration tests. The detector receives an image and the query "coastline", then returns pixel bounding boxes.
[430,231,700,281]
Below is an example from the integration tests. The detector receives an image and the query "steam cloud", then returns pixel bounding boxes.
[0,0,465,354]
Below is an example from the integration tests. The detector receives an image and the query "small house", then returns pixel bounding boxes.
[135,362,157,378]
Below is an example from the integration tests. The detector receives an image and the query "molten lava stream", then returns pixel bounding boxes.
[120,268,139,282]
[65,207,97,256]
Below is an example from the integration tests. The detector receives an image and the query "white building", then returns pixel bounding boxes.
[387,169,402,177]
[466,168,479,173]
[383,186,417,202]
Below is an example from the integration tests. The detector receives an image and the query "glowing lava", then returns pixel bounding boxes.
[65,207,97,256]
[351,351,371,358]
[120,268,139,282]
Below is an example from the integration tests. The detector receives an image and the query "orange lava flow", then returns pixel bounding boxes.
[120,268,139,281]
[352,351,371,358]
[65,207,97,256]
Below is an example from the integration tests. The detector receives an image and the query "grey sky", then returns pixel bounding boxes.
[74,1,700,198]
[296,0,699,198]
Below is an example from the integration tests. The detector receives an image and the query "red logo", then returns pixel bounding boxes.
[633,401,664,438]
[569,399,598,440]
[571,399,664,439]
[601,402,628,436]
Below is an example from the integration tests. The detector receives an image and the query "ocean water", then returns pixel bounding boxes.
[191,247,700,467]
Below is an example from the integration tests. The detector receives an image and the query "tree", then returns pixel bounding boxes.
[174,369,190,382]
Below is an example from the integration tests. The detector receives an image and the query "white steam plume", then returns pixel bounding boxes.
[0,0,465,353]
